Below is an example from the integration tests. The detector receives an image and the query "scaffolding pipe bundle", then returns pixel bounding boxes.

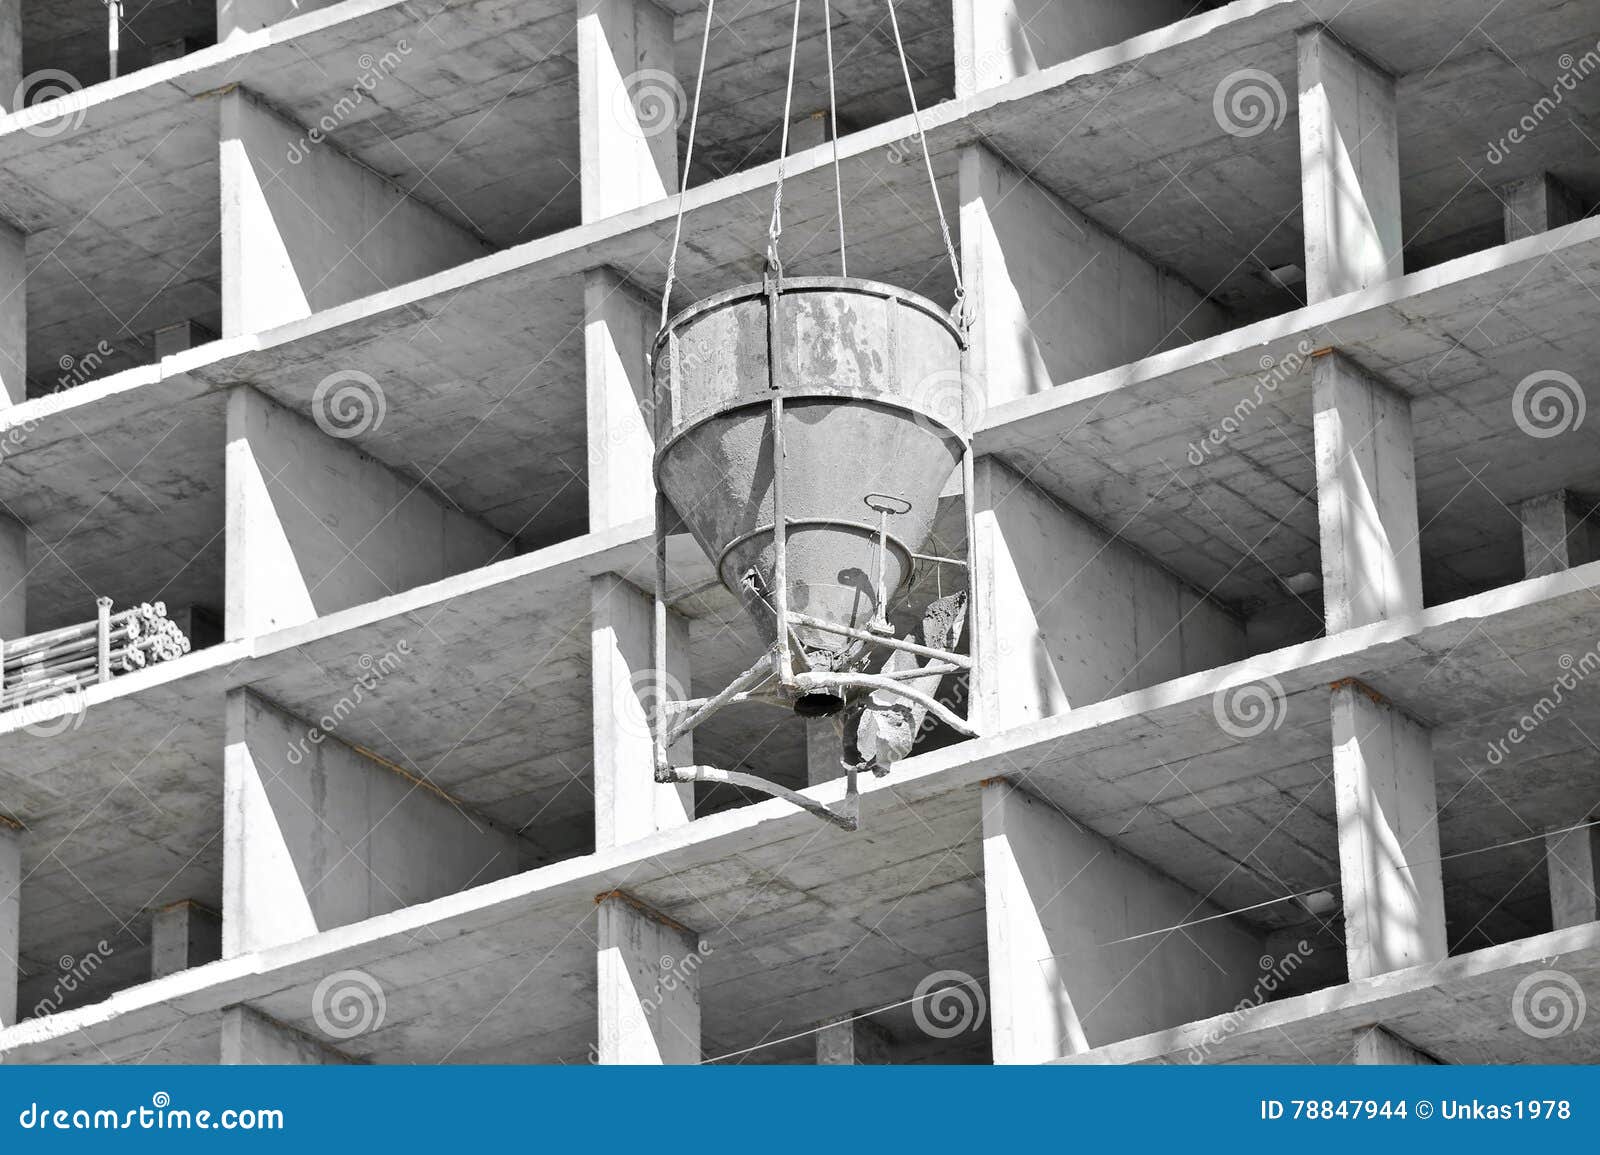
[0,598,191,712]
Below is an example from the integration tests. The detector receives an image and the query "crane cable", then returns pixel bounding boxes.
[662,0,966,324]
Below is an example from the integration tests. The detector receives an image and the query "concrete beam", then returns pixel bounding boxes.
[959,145,1226,406]
[0,822,17,1028]
[1519,491,1593,579]
[1546,823,1600,930]
[595,893,701,1063]
[221,1005,352,1064]
[225,385,508,638]
[222,688,528,956]
[974,458,1243,730]
[591,574,692,849]
[815,1013,891,1064]
[953,0,1195,97]
[1502,173,1584,242]
[1298,28,1402,302]
[1312,351,1421,633]
[585,269,658,532]
[578,0,678,223]
[220,89,487,336]
[981,779,1264,1062]
[1331,682,1446,980]
[1352,1024,1439,1064]
[150,901,223,980]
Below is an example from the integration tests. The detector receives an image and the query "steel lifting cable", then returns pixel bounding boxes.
[884,0,964,308]
[765,0,805,274]
[659,0,718,333]
[823,0,847,277]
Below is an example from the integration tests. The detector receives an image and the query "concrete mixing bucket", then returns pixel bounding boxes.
[652,278,970,703]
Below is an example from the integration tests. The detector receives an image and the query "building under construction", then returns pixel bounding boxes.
[0,0,1598,1066]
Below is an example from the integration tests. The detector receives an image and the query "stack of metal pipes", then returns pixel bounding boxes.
[1,597,191,709]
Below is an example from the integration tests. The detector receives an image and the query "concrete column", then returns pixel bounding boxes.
[595,893,701,1064]
[221,1005,351,1064]
[0,221,24,407]
[1331,682,1446,980]
[1502,174,1583,242]
[585,269,658,531]
[220,89,487,337]
[815,1014,890,1064]
[0,514,27,638]
[0,0,18,112]
[1545,824,1600,929]
[973,458,1244,730]
[225,385,507,638]
[953,0,1194,97]
[578,0,678,223]
[153,320,216,361]
[959,146,1227,405]
[1519,491,1593,579]
[0,822,19,1029]
[591,574,692,849]
[222,688,527,957]
[805,718,845,786]
[150,901,222,980]
[1352,1024,1438,1064]
[981,779,1264,1061]
[1312,351,1421,633]
[1297,28,1402,303]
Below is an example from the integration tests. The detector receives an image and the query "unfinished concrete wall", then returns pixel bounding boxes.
[954,0,1195,96]
[983,780,1264,1061]
[577,0,678,222]
[585,269,659,532]
[220,90,488,336]
[225,386,508,638]
[595,894,701,1063]
[0,823,17,1028]
[960,146,1228,405]
[222,689,530,956]
[975,458,1244,729]
[0,223,24,406]
[221,1005,352,1064]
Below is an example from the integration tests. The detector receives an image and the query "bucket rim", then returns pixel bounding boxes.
[651,275,965,356]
